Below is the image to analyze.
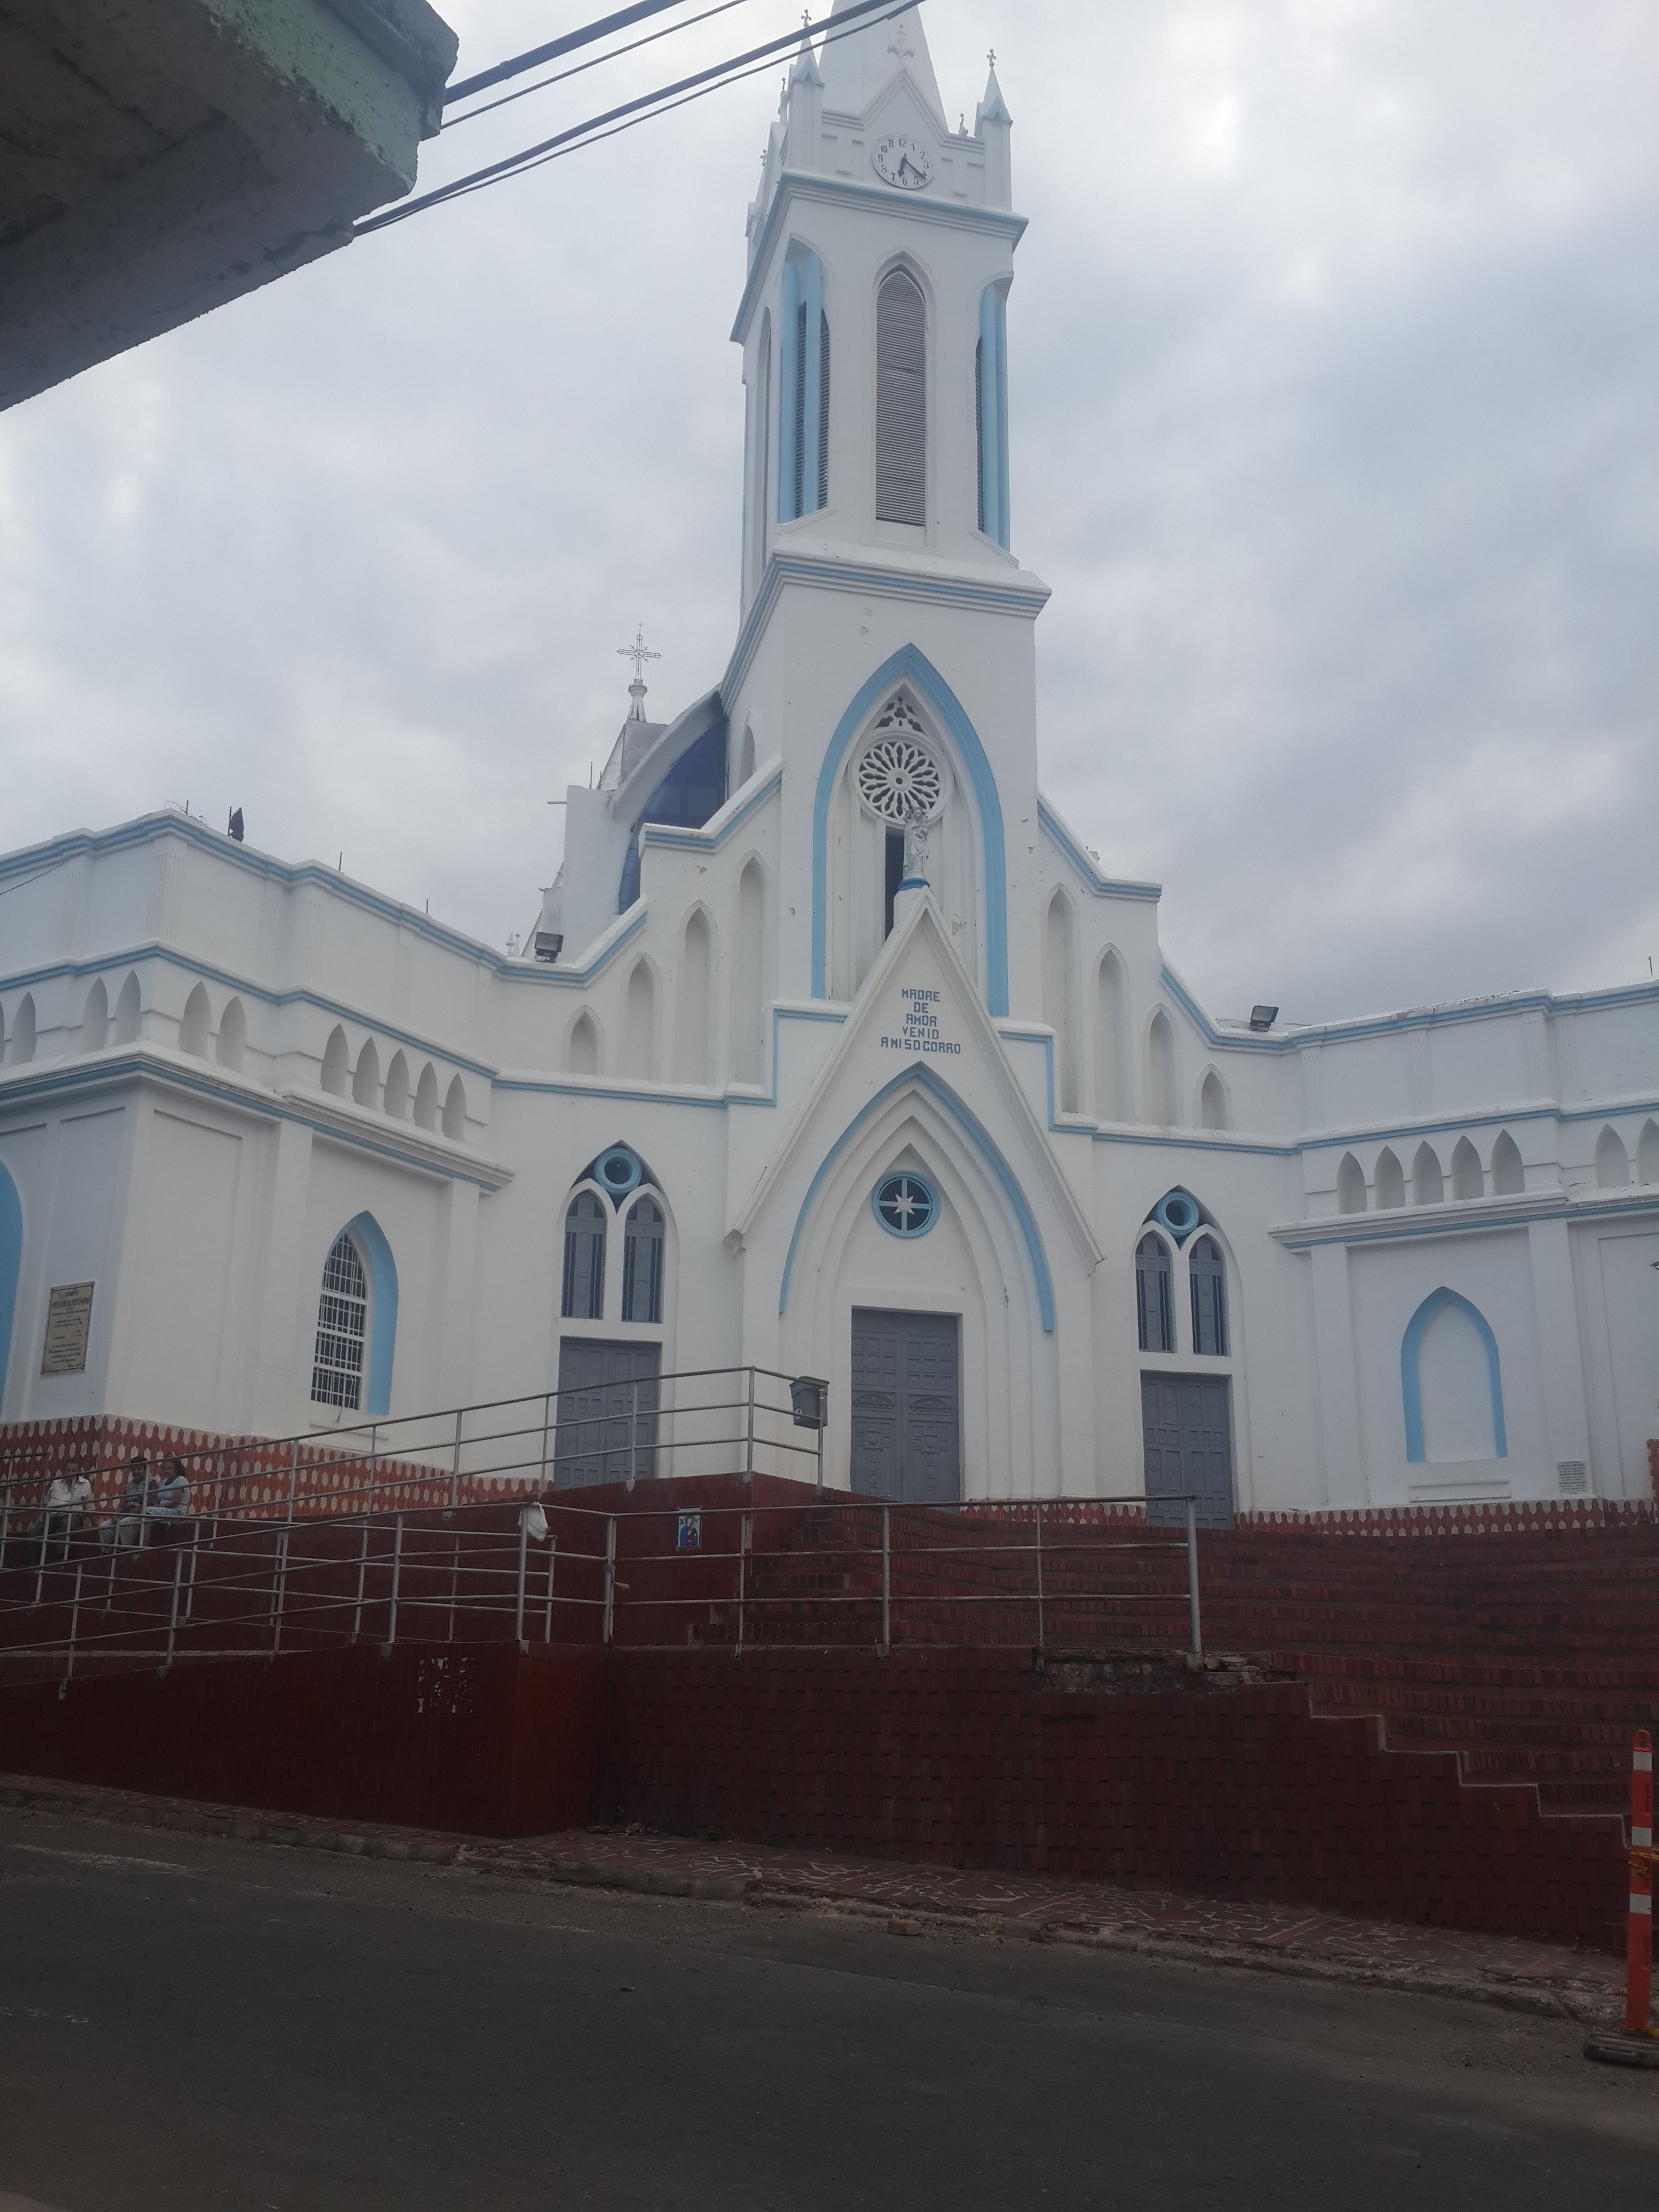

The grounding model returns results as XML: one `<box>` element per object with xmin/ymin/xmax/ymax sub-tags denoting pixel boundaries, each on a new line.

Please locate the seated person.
<box><xmin>40</xmin><ymin>1467</ymin><xmax>95</xmax><ymax>1564</ymax></box>
<box><xmin>145</xmin><ymin>1458</ymin><xmax>192</xmax><ymax>1545</ymax></box>
<box><xmin>114</xmin><ymin>1455</ymin><xmax>150</xmax><ymax>1550</ymax></box>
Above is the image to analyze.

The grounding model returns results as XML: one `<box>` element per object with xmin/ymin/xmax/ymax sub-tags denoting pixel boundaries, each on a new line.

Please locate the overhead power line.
<box><xmin>358</xmin><ymin>0</ymin><xmax>912</xmax><ymax>238</ymax></box>
<box><xmin>446</xmin><ymin>0</ymin><xmax>697</xmax><ymax>107</ymax></box>
<box><xmin>444</xmin><ymin>0</ymin><xmax>756</xmax><ymax>133</ymax></box>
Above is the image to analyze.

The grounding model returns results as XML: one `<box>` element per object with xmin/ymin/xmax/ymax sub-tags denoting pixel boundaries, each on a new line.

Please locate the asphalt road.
<box><xmin>1</xmin><ymin>1807</ymin><xmax>1655</xmax><ymax>2210</ymax></box>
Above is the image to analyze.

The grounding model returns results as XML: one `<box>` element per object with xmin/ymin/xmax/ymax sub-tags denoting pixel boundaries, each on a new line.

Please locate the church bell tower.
<box><xmin>724</xmin><ymin>3</ymin><xmax>1050</xmax><ymax>1024</ymax></box>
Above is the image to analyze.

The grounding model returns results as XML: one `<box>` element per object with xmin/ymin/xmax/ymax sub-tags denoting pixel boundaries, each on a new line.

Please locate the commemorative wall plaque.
<box><xmin>40</xmin><ymin>1282</ymin><xmax>95</xmax><ymax>1376</ymax></box>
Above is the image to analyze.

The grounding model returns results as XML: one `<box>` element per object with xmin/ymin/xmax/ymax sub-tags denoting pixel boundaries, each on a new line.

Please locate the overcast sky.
<box><xmin>3</xmin><ymin>0</ymin><xmax>1655</xmax><ymax>1024</ymax></box>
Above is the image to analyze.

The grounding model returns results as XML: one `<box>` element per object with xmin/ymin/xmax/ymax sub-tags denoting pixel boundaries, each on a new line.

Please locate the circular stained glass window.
<box><xmin>873</xmin><ymin>1171</ymin><xmax>938</xmax><ymax>1239</ymax></box>
<box><xmin>857</xmin><ymin>737</ymin><xmax>944</xmax><ymax>825</ymax></box>
<box><xmin>595</xmin><ymin>1146</ymin><xmax>644</xmax><ymax>1198</ymax></box>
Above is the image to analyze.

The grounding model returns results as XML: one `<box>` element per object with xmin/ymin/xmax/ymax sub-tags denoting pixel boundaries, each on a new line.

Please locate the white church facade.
<box><xmin>2</xmin><ymin>3</ymin><xmax>1656</xmax><ymax>1520</ymax></box>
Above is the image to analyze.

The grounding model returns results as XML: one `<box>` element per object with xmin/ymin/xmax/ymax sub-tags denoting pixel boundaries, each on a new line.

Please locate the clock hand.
<box><xmin>899</xmin><ymin>155</ymin><xmax>923</xmax><ymax>184</ymax></box>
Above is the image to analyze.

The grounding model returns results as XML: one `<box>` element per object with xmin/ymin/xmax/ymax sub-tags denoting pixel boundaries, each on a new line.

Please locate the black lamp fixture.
<box><xmin>789</xmin><ymin>1377</ymin><xmax>829</xmax><ymax>1431</ymax></box>
<box><xmin>227</xmin><ymin>808</ymin><xmax>244</xmax><ymax>843</ymax></box>
<box><xmin>1249</xmin><ymin>1004</ymin><xmax>1279</xmax><ymax>1032</ymax></box>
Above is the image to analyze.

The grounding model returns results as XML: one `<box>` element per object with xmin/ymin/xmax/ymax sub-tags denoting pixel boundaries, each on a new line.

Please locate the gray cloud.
<box><xmin>2</xmin><ymin>0</ymin><xmax>1655</xmax><ymax>1021</ymax></box>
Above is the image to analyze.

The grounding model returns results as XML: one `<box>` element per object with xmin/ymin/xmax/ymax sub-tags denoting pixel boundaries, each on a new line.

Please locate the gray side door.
<box><xmin>1142</xmin><ymin>1372</ymin><xmax>1235</xmax><ymax>1528</ymax></box>
<box><xmin>850</xmin><ymin>1309</ymin><xmax>961</xmax><ymax>1504</ymax></box>
<box><xmin>554</xmin><ymin>1338</ymin><xmax>662</xmax><ymax>1489</ymax></box>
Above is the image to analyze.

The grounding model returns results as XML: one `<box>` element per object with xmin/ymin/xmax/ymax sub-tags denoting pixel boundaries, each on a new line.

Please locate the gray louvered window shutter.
<box><xmin>975</xmin><ymin>337</ymin><xmax>985</xmax><ymax>534</ymax></box>
<box><xmin>876</xmin><ymin>271</ymin><xmax>926</xmax><ymax>525</ymax></box>
<box><xmin>818</xmin><ymin>310</ymin><xmax>832</xmax><ymax>511</ymax></box>
<box><xmin>791</xmin><ymin>300</ymin><xmax>809</xmax><ymax>520</ymax></box>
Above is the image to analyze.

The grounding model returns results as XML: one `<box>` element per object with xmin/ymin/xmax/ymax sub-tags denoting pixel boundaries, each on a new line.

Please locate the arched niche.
<box><xmin>731</xmin><ymin>860</ymin><xmax>767</xmax><ymax>1086</ymax></box>
<box><xmin>1491</xmin><ymin>1130</ymin><xmax>1525</xmax><ymax>1196</ymax></box>
<box><xmin>1640</xmin><ymin>1121</ymin><xmax>1659</xmax><ymax>1187</ymax></box>
<box><xmin>352</xmin><ymin>1038</ymin><xmax>380</xmax><ymax>1109</ymax></box>
<box><xmin>1199</xmin><ymin>1070</ymin><xmax>1228</xmax><ymax>1132</ymax></box>
<box><xmin>320</xmin><ymin>1026</ymin><xmax>349</xmax><ymax>1096</ymax></box>
<box><xmin>1375</xmin><ymin>1147</ymin><xmax>1406</xmax><ymax>1209</ymax></box>
<box><xmin>1042</xmin><ymin>890</ymin><xmax>1078</xmax><ymax>1114</ymax></box>
<box><xmin>1094</xmin><ymin>950</ymin><xmax>1129</xmax><ymax>1120</ymax></box>
<box><xmin>113</xmin><ymin>973</ymin><xmax>142</xmax><ymax>1047</ymax></box>
<box><xmin>1412</xmin><ymin>1143</ymin><xmax>1444</xmax><ymax>1206</ymax></box>
<box><xmin>180</xmin><ymin>983</ymin><xmax>211</xmax><ymax>1059</ymax></box>
<box><xmin>1147</xmin><ymin>1011</ymin><xmax>1177</xmax><ymax>1129</ymax></box>
<box><xmin>1336</xmin><ymin>1154</ymin><xmax>1367</xmax><ymax>1216</ymax></box>
<box><xmin>414</xmin><ymin>1063</ymin><xmax>441</xmax><ymax>1129</ymax></box>
<box><xmin>383</xmin><ymin>1050</ymin><xmax>410</xmax><ymax>1119</ymax></box>
<box><xmin>1451</xmin><ymin>1137</ymin><xmax>1483</xmax><ymax>1201</ymax></box>
<box><xmin>1401</xmin><ymin>1289</ymin><xmax>1507</xmax><ymax>1465</ymax></box>
<box><xmin>565</xmin><ymin>1011</ymin><xmax>601</xmax><ymax>1078</ymax></box>
<box><xmin>622</xmin><ymin>961</ymin><xmax>656</xmax><ymax>1081</ymax></box>
<box><xmin>80</xmin><ymin>978</ymin><xmax>109</xmax><ymax>1054</ymax></box>
<box><xmin>1595</xmin><ymin>1126</ymin><xmax>1630</xmax><ymax>1189</ymax></box>
<box><xmin>216</xmin><ymin>997</ymin><xmax>247</xmax><ymax>1072</ymax></box>
<box><xmin>675</xmin><ymin>910</ymin><xmax>714</xmax><ymax>1086</ymax></box>
<box><xmin>442</xmin><ymin>1075</ymin><xmax>467</xmax><ymax>1142</ymax></box>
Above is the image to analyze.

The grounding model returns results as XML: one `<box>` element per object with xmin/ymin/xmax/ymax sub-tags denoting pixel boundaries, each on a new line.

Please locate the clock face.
<box><xmin>872</xmin><ymin>133</ymin><xmax>933</xmax><ymax>191</ymax></box>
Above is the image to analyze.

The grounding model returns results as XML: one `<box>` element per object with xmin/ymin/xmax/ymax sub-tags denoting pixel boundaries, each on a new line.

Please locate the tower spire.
<box><xmin>818</xmin><ymin>0</ymin><xmax>946</xmax><ymax>129</ymax></box>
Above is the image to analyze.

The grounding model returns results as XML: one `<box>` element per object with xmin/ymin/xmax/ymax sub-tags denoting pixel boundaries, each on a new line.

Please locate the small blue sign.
<box><xmin>676</xmin><ymin>1512</ymin><xmax>702</xmax><ymax>1552</ymax></box>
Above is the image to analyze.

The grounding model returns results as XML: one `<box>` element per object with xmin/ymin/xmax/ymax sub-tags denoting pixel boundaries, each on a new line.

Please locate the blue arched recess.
<box><xmin>779</xmin><ymin>1065</ymin><xmax>1054</xmax><ymax>1331</ymax></box>
<box><xmin>1400</xmin><ymin>1287</ymin><xmax>1507</xmax><ymax>1464</ymax></box>
<box><xmin>346</xmin><ymin>1210</ymin><xmax>399</xmax><ymax>1419</ymax></box>
<box><xmin>0</xmin><ymin>1164</ymin><xmax>21</xmax><ymax>1418</ymax></box>
<box><xmin>812</xmin><ymin>646</ymin><xmax>1010</xmax><ymax>1016</ymax></box>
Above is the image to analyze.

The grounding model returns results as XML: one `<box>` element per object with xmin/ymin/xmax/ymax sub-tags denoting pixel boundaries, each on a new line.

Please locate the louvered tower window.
<box><xmin>876</xmin><ymin>270</ymin><xmax>926</xmax><ymax>525</ymax></box>
<box><xmin>818</xmin><ymin>310</ymin><xmax>831</xmax><ymax>510</ymax></box>
<box><xmin>791</xmin><ymin>299</ymin><xmax>809</xmax><ymax>519</ymax></box>
<box><xmin>312</xmin><ymin>1232</ymin><xmax>369</xmax><ymax>1410</ymax></box>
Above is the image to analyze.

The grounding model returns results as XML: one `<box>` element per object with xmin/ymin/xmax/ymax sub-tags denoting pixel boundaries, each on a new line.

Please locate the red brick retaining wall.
<box><xmin>601</xmin><ymin>1648</ymin><xmax>1626</xmax><ymax>1951</ymax></box>
<box><xmin>0</xmin><ymin>1643</ymin><xmax>604</xmax><ymax>1837</ymax></box>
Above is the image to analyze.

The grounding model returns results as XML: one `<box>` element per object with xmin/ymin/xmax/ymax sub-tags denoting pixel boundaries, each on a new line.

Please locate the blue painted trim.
<box><xmin>0</xmin><ymin>1161</ymin><xmax>21</xmax><ymax>1419</ymax></box>
<box><xmin>1037</xmin><ymin>801</ymin><xmax>1161</xmax><ymax>902</ymax></box>
<box><xmin>977</xmin><ymin>286</ymin><xmax>1011</xmax><ymax>550</ymax></box>
<box><xmin>0</xmin><ymin>1054</ymin><xmax>509</xmax><ymax>1191</ymax></box>
<box><xmin>778</xmin><ymin>1065</ymin><xmax>1056</xmax><ymax>1332</ymax></box>
<box><xmin>871</xmin><ymin>1169</ymin><xmax>939</xmax><ymax>1240</ymax></box>
<box><xmin>1400</xmin><ymin>1288</ymin><xmax>1507</xmax><ymax>1465</ymax></box>
<box><xmin>731</xmin><ymin>173</ymin><xmax>1026</xmax><ymax>345</ymax></box>
<box><xmin>811</xmin><ymin>646</ymin><xmax>1010</xmax><ymax>1017</ymax></box>
<box><xmin>345</xmin><ymin>1211</ymin><xmax>398</xmax><ymax>1421</ymax></box>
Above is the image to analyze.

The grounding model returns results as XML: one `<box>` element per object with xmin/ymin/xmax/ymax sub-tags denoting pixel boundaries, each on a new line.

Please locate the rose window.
<box><xmin>857</xmin><ymin>737</ymin><xmax>944</xmax><ymax>824</ymax></box>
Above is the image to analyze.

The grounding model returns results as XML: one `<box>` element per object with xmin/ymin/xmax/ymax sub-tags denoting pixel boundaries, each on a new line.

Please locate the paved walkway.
<box><xmin>0</xmin><ymin>1770</ymin><xmax>1624</xmax><ymax>2024</ymax></box>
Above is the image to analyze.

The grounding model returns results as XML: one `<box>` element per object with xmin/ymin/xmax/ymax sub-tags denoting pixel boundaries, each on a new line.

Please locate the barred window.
<box><xmin>1190</xmin><ymin>1235</ymin><xmax>1229</xmax><ymax>1357</ymax></box>
<box><xmin>1135</xmin><ymin>1232</ymin><xmax>1175</xmax><ymax>1356</ymax></box>
<box><xmin>562</xmin><ymin>1191</ymin><xmax>607</xmax><ymax>1320</ymax></box>
<box><xmin>312</xmin><ymin>1233</ymin><xmax>368</xmax><ymax>1410</ymax></box>
<box><xmin>622</xmin><ymin>1197</ymin><xmax>666</xmax><ymax>1325</ymax></box>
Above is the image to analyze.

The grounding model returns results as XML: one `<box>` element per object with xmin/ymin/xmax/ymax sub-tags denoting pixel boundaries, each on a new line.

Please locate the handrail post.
<box><xmin>627</xmin><ymin>1379</ymin><xmax>639</xmax><ymax>1494</ymax></box>
<box><xmin>451</xmin><ymin>1408</ymin><xmax>463</xmax><ymax>1509</ymax></box>
<box><xmin>880</xmin><ymin>1504</ymin><xmax>891</xmax><ymax>1654</ymax></box>
<box><xmin>385</xmin><ymin>1513</ymin><xmax>403</xmax><ymax>1651</ymax></box>
<box><xmin>814</xmin><ymin>1391</ymin><xmax>825</xmax><ymax>1503</ymax></box>
<box><xmin>352</xmin><ymin>1518</ymin><xmax>369</xmax><ymax>1642</ymax></box>
<box><xmin>515</xmin><ymin>1510</ymin><xmax>529</xmax><ymax>1653</ymax></box>
<box><xmin>286</xmin><ymin>1438</ymin><xmax>299</xmax><ymax>1523</ymax></box>
<box><xmin>744</xmin><ymin>1367</ymin><xmax>756</xmax><ymax>1486</ymax></box>
<box><xmin>272</xmin><ymin>1526</ymin><xmax>290</xmax><ymax>1655</ymax></box>
<box><xmin>1185</xmin><ymin>1500</ymin><xmax>1202</xmax><ymax>1663</ymax></box>
<box><xmin>65</xmin><ymin>1563</ymin><xmax>84</xmax><ymax>1688</ymax></box>
<box><xmin>540</xmin><ymin>1392</ymin><xmax>551</xmax><ymax>1490</ymax></box>
<box><xmin>602</xmin><ymin>1515</ymin><xmax>617</xmax><ymax>1646</ymax></box>
<box><xmin>367</xmin><ymin>1423</ymin><xmax>378</xmax><ymax>1516</ymax></box>
<box><xmin>164</xmin><ymin>1546</ymin><xmax>184</xmax><ymax>1673</ymax></box>
<box><xmin>737</xmin><ymin>1511</ymin><xmax>751</xmax><ymax>1653</ymax></box>
<box><xmin>544</xmin><ymin>1537</ymin><xmax>557</xmax><ymax>1642</ymax></box>
<box><xmin>1035</xmin><ymin>1501</ymin><xmax>1045</xmax><ymax>1657</ymax></box>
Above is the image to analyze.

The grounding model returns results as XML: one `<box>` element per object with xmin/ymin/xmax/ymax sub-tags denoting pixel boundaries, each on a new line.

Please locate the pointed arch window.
<box><xmin>876</xmin><ymin>268</ymin><xmax>926</xmax><ymax>525</ymax></box>
<box><xmin>1136</xmin><ymin>1232</ymin><xmax>1175</xmax><ymax>1355</ymax></box>
<box><xmin>562</xmin><ymin>1192</ymin><xmax>607</xmax><ymax>1321</ymax></box>
<box><xmin>780</xmin><ymin>248</ymin><xmax>829</xmax><ymax>522</ymax></box>
<box><xmin>622</xmin><ymin>1197</ymin><xmax>666</xmax><ymax>1325</ymax></box>
<box><xmin>312</xmin><ymin>1232</ymin><xmax>369</xmax><ymax>1411</ymax></box>
<box><xmin>1190</xmin><ymin>1236</ymin><xmax>1229</xmax><ymax>1357</ymax></box>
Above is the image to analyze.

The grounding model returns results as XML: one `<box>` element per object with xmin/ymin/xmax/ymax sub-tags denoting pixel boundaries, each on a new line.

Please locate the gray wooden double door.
<box><xmin>850</xmin><ymin>1308</ymin><xmax>961</xmax><ymax>1504</ymax></box>
<box><xmin>554</xmin><ymin>1338</ymin><xmax>661</xmax><ymax>1489</ymax></box>
<box><xmin>1141</xmin><ymin>1372</ymin><xmax>1236</xmax><ymax>1528</ymax></box>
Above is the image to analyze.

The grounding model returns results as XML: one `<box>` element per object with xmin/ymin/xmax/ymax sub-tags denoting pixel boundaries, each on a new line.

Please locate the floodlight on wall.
<box><xmin>227</xmin><ymin>808</ymin><xmax>244</xmax><ymax>843</ymax></box>
<box><xmin>534</xmin><ymin>932</ymin><xmax>564</xmax><ymax>964</ymax></box>
<box><xmin>1249</xmin><ymin>1005</ymin><xmax>1279</xmax><ymax>1032</ymax></box>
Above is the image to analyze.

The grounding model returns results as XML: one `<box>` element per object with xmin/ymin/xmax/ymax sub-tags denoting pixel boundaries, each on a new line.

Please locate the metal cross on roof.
<box><xmin>618</xmin><ymin>625</ymin><xmax>661</xmax><ymax>684</ymax></box>
<box><xmin>888</xmin><ymin>14</ymin><xmax>914</xmax><ymax>61</ymax></box>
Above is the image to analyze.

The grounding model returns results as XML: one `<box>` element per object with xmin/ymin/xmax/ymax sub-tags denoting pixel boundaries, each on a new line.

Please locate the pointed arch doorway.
<box><xmin>849</xmin><ymin>1307</ymin><xmax>961</xmax><ymax>1503</ymax></box>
